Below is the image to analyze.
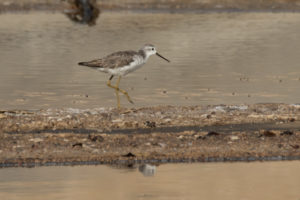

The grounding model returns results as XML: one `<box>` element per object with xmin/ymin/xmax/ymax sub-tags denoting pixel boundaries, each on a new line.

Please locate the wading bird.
<box><xmin>78</xmin><ymin>44</ymin><xmax>170</xmax><ymax>108</ymax></box>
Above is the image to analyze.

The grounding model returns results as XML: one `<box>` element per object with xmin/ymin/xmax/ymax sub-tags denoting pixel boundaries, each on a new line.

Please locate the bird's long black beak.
<box><xmin>156</xmin><ymin>53</ymin><xmax>170</xmax><ymax>62</ymax></box>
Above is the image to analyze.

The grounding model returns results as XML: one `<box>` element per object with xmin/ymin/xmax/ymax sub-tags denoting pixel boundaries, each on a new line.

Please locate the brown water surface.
<box><xmin>1</xmin><ymin>12</ymin><xmax>300</xmax><ymax>109</ymax></box>
<box><xmin>0</xmin><ymin>162</ymin><xmax>300</xmax><ymax>199</ymax></box>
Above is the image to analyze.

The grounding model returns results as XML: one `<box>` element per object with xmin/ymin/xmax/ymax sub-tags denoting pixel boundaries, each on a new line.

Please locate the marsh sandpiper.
<box><xmin>78</xmin><ymin>44</ymin><xmax>170</xmax><ymax>108</ymax></box>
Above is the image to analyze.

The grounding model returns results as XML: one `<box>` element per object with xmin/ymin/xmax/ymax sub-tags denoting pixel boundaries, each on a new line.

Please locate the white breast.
<box><xmin>109</xmin><ymin>55</ymin><xmax>145</xmax><ymax>76</ymax></box>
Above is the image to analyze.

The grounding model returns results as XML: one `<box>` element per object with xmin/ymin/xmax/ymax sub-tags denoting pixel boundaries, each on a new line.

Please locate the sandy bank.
<box><xmin>0</xmin><ymin>103</ymin><xmax>300</xmax><ymax>167</ymax></box>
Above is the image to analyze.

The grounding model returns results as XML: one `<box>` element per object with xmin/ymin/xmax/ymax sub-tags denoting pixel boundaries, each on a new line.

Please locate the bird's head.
<box><xmin>141</xmin><ymin>44</ymin><xmax>170</xmax><ymax>62</ymax></box>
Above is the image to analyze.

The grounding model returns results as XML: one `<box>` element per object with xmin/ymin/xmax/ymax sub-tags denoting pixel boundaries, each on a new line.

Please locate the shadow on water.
<box><xmin>8</xmin><ymin>121</ymin><xmax>300</xmax><ymax>135</ymax></box>
<box><xmin>62</xmin><ymin>0</ymin><xmax>100</xmax><ymax>26</ymax></box>
<box><xmin>107</xmin><ymin>121</ymin><xmax>300</xmax><ymax>134</ymax></box>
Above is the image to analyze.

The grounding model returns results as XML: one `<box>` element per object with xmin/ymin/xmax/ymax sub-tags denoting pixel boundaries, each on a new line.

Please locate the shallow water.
<box><xmin>1</xmin><ymin>12</ymin><xmax>300</xmax><ymax>109</ymax></box>
<box><xmin>0</xmin><ymin>162</ymin><xmax>300</xmax><ymax>200</ymax></box>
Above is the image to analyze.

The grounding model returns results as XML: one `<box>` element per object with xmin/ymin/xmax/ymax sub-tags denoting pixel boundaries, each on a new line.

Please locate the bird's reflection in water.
<box><xmin>62</xmin><ymin>0</ymin><xmax>100</xmax><ymax>26</ymax></box>
<box><xmin>108</xmin><ymin>163</ymin><xmax>157</xmax><ymax>177</ymax></box>
<box><xmin>138</xmin><ymin>164</ymin><xmax>156</xmax><ymax>177</ymax></box>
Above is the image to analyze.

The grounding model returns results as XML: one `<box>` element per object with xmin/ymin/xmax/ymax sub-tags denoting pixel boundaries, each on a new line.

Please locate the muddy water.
<box><xmin>1</xmin><ymin>12</ymin><xmax>300</xmax><ymax>109</ymax></box>
<box><xmin>0</xmin><ymin>162</ymin><xmax>299</xmax><ymax>200</ymax></box>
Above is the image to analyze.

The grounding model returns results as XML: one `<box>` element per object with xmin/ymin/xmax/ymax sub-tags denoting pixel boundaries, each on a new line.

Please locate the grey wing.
<box><xmin>101</xmin><ymin>51</ymin><xmax>137</xmax><ymax>69</ymax></box>
<box><xmin>78</xmin><ymin>50</ymin><xmax>137</xmax><ymax>69</ymax></box>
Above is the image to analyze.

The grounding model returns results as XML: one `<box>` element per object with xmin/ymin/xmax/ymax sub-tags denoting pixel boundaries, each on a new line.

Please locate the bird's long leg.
<box><xmin>115</xmin><ymin>87</ymin><xmax>121</xmax><ymax>109</ymax></box>
<box><xmin>115</xmin><ymin>76</ymin><xmax>134</xmax><ymax>105</ymax></box>
<box><xmin>106</xmin><ymin>75</ymin><xmax>121</xmax><ymax>108</ymax></box>
<box><xmin>106</xmin><ymin>75</ymin><xmax>134</xmax><ymax>107</ymax></box>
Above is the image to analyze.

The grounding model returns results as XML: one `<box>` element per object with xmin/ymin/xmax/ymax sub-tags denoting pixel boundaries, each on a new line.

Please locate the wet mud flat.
<box><xmin>0</xmin><ymin>103</ymin><xmax>300</xmax><ymax>167</ymax></box>
<box><xmin>1</xmin><ymin>0</ymin><xmax>300</xmax><ymax>12</ymax></box>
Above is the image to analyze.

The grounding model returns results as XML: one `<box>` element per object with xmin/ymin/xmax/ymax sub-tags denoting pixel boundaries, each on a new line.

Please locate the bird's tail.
<box><xmin>78</xmin><ymin>60</ymin><xmax>102</xmax><ymax>69</ymax></box>
<box><xmin>78</xmin><ymin>62</ymin><xmax>88</xmax><ymax>66</ymax></box>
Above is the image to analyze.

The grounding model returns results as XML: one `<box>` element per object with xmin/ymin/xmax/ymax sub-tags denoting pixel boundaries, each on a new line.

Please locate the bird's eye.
<box><xmin>152</xmin><ymin>48</ymin><xmax>154</xmax><ymax>51</ymax></box>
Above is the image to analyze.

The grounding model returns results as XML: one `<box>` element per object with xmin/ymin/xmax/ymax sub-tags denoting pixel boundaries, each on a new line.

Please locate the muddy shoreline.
<box><xmin>1</xmin><ymin>0</ymin><xmax>300</xmax><ymax>12</ymax></box>
<box><xmin>0</xmin><ymin>104</ymin><xmax>300</xmax><ymax>167</ymax></box>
